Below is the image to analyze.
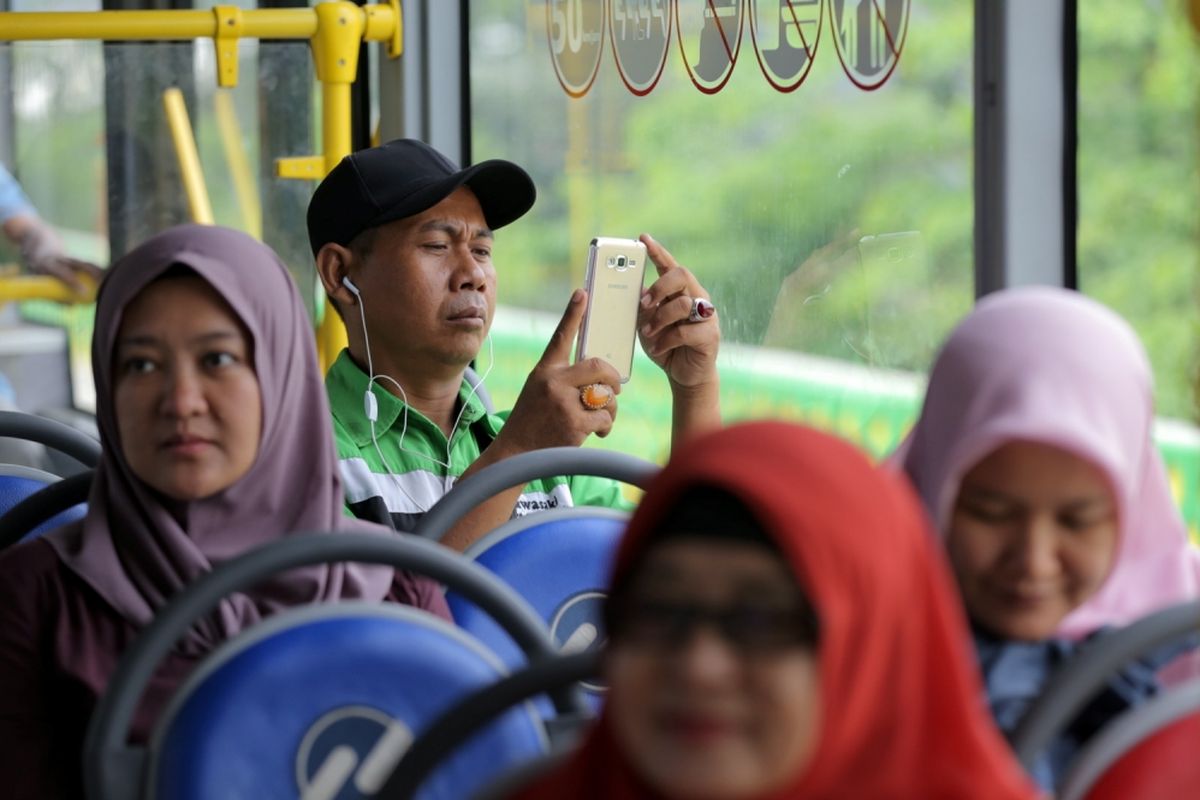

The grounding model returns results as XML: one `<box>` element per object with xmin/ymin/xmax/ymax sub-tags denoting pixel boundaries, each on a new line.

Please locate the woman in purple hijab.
<box><xmin>0</xmin><ymin>224</ymin><xmax>449</xmax><ymax>799</ymax></box>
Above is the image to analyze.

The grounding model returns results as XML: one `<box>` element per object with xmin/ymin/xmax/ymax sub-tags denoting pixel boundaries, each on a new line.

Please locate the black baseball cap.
<box><xmin>306</xmin><ymin>138</ymin><xmax>536</xmax><ymax>255</ymax></box>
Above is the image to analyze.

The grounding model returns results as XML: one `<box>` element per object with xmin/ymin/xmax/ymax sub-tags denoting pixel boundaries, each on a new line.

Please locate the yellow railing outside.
<box><xmin>163</xmin><ymin>87</ymin><xmax>216</xmax><ymax>226</ymax></box>
<box><xmin>0</xmin><ymin>1</ymin><xmax>403</xmax><ymax>367</ymax></box>
<box><xmin>214</xmin><ymin>91</ymin><xmax>262</xmax><ymax>239</ymax></box>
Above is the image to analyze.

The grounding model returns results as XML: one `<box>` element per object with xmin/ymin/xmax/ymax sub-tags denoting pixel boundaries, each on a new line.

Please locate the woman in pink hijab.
<box><xmin>0</xmin><ymin>225</ymin><xmax>449</xmax><ymax>799</ymax></box>
<box><xmin>896</xmin><ymin>285</ymin><xmax>1200</xmax><ymax>790</ymax></box>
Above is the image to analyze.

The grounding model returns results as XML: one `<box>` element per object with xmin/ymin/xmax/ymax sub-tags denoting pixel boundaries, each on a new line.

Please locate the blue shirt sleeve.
<box><xmin>0</xmin><ymin>164</ymin><xmax>37</xmax><ymax>224</ymax></box>
<box><xmin>974</xmin><ymin>627</ymin><xmax>1163</xmax><ymax>793</ymax></box>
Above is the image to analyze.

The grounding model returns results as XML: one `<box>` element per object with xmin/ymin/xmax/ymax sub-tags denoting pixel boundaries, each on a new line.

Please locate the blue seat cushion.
<box><xmin>150</xmin><ymin>603</ymin><xmax>546</xmax><ymax>800</ymax></box>
<box><xmin>446</xmin><ymin>509</ymin><xmax>625</xmax><ymax>707</ymax></box>
<box><xmin>0</xmin><ymin>470</ymin><xmax>86</xmax><ymax>543</ymax></box>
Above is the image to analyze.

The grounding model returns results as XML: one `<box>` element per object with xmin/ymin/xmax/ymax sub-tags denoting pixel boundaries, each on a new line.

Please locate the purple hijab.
<box><xmin>895</xmin><ymin>286</ymin><xmax>1200</xmax><ymax>638</ymax></box>
<box><xmin>45</xmin><ymin>224</ymin><xmax>394</xmax><ymax>652</ymax></box>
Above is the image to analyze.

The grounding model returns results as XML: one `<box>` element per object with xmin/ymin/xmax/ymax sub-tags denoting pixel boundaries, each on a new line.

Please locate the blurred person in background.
<box><xmin>896</xmin><ymin>286</ymin><xmax>1200</xmax><ymax>791</ymax></box>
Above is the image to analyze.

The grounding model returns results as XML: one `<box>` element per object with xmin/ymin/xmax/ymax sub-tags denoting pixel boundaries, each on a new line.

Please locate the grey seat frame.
<box><xmin>1057</xmin><ymin>677</ymin><xmax>1200</xmax><ymax>800</ymax></box>
<box><xmin>1011</xmin><ymin>599</ymin><xmax>1200</xmax><ymax>772</ymax></box>
<box><xmin>461</xmin><ymin>505</ymin><xmax>629</xmax><ymax>561</ymax></box>
<box><xmin>379</xmin><ymin>650</ymin><xmax>601</xmax><ymax>799</ymax></box>
<box><xmin>0</xmin><ymin>409</ymin><xmax>101</xmax><ymax>467</ymax></box>
<box><xmin>414</xmin><ymin>447</ymin><xmax>657</xmax><ymax>543</ymax></box>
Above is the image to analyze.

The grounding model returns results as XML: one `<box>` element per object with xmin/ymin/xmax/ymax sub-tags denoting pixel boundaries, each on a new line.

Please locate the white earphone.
<box><xmin>342</xmin><ymin>275</ymin><xmax>361</xmax><ymax>298</ymax></box>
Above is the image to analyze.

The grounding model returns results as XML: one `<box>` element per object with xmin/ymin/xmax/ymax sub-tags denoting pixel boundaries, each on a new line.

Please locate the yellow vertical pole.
<box><xmin>162</xmin><ymin>87</ymin><xmax>215</xmax><ymax>225</ymax></box>
<box><xmin>322</xmin><ymin>81</ymin><xmax>352</xmax><ymax>174</ymax></box>
<box><xmin>310</xmin><ymin>1</ymin><xmax>364</xmax><ymax>367</ymax></box>
<box><xmin>213</xmin><ymin>90</ymin><xmax>262</xmax><ymax>238</ymax></box>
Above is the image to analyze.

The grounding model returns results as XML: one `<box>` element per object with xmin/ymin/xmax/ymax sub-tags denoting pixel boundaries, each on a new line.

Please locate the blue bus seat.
<box><xmin>0</xmin><ymin>464</ymin><xmax>86</xmax><ymax>544</ymax></box>
<box><xmin>149</xmin><ymin>603</ymin><xmax>547</xmax><ymax>800</ymax></box>
<box><xmin>445</xmin><ymin>507</ymin><xmax>626</xmax><ymax>708</ymax></box>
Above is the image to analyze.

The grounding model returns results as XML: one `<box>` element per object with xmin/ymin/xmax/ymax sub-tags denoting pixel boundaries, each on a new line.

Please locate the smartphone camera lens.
<box><xmin>616</xmin><ymin>255</ymin><xmax>627</xmax><ymax>270</ymax></box>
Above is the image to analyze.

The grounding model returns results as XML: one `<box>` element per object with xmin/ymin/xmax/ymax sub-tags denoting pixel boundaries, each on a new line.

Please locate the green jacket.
<box><xmin>326</xmin><ymin>350</ymin><xmax>629</xmax><ymax>531</ymax></box>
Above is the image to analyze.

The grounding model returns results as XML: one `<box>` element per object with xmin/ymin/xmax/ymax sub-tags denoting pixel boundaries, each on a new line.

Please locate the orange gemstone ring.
<box><xmin>580</xmin><ymin>383</ymin><xmax>613</xmax><ymax>410</ymax></box>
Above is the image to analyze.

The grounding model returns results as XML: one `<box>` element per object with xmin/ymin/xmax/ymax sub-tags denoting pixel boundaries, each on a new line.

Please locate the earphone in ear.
<box><xmin>342</xmin><ymin>275</ymin><xmax>361</xmax><ymax>297</ymax></box>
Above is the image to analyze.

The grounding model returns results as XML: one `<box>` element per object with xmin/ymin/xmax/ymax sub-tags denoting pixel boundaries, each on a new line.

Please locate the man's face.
<box><xmin>353</xmin><ymin>186</ymin><xmax>496</xmax><ymax>373</ymax></box>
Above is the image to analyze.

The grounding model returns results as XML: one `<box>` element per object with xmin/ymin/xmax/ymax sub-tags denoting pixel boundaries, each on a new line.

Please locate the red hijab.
<box><xmin>516</xmin><ymin>422</ymin><xmax>1039</xmax><ymax>799</ymax></box>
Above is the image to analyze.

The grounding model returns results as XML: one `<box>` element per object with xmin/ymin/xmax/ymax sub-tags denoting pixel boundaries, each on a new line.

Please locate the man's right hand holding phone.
<box><xmin>488</xmin><ymin>288</ymin><xmax>624</xmax><ymax>460</ymax></box>
<box><xmin>442</xmin><ymin>289</ymin><xmax>622</xmax><ymax>552</ymax></box>
<box><xmin>500</xmin><ymin>233</ymin><xmax>722</xmax><ymax>455</ymax></box>
<box><xmin>479</xmin><ymin>233</ymin><xmax>722</xmax><ymax>471</ymax></box>
<box><xmin>444</xmin><ymin>247</ymin><xmax>719</xmax><ymax>550</ymax></box>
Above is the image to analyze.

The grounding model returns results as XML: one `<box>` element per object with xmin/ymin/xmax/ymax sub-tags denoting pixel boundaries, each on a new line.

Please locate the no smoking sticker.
<box><xmin>610</xmin><ymin>0</ymin><xmax>674</xmax><ymax>95</ymax></box>
<box><xmin>749</xmin><ymin>0</ymin><xmax>823</xmax><ymax>92</ymax></box>
<box><xmin>828</xmin><ymin>0</ymin><xmax>910</xmax><ymax>90</ymax></box>
<box><xmin>676</xmin><ymin>0</ymin><xmax>746</xmax><ymax>94</ymax></box>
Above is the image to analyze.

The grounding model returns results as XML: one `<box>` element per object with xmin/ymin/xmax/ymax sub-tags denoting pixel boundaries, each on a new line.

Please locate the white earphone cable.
<box><xmin>352</xmin><ymin>283</ymin><xmax>494</xmax><ymax>514</ymax></box>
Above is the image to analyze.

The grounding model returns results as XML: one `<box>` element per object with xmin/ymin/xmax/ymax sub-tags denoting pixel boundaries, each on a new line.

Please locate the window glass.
<box><xmin>4</xmin><ymin>33</ymin><xmax>316</xmax><ymax>412</ymax></box>
<box><xmin>1077</xmin><ymin>0</ymin><xmax>1200</xmax><ymax>540</ymax></box>
<box><xmin>469</xmin><ymin>0</ymin><xmax>974</xmax><ymax>462</ymax></box>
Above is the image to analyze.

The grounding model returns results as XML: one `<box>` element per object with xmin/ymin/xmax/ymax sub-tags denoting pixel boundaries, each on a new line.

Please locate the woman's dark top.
<box><xmin>974</xmin><ymin>626</ymin><xmax>1167</xmax><ymax>792</ymax></box>
<box><xmin>0</xmin><ymin>538</ymin><xmax>450</xmax><ymax>799</ymax></box>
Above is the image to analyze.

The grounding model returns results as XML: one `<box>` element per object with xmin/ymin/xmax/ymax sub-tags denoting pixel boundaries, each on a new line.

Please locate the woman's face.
<box><xmin>948</xmin><ymin>440</ymin><xmax>1119</xmax><ymax>641</ymax></box>
<box><xmin>606</xmin><ymin>538</ymin><xmax>820</xmax><ymax>800</ymax></box>
<box><xmin>114</xmin><ymin>276</ymin><xmax>263</xmax><ymax>501</ymax></box>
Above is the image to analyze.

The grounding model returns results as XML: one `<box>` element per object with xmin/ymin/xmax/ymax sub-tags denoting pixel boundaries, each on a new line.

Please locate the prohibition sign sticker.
<box><xmin>610</xmin><ymin>0</ymin><xmax>673</xmax><ymax>95</ymax></box>
<box><xmin>551</xmin><ymin>591</ymin><xmax>608</xmax><ymax>693</ymax></box>
<box><xmin>676</xmin><ymin>0</ymin><xmax>746</xmax><ymax>94</ymax></box>
<box><xmin>548</xmin><ymin>0</ymin><xmax>607</xmax><ymax>98</ymax></box>
<box><xmin>296</xmin><ymin>706</ymin><xmax>412</xmax><ymax>798</ymax></box>
<box><xmin>828</xmin><ymin>0</ymin><xmax>910</xmax><ymax>90</ymax></box>
<box><xmin>749</xmin><ymin>0</ymin><xmax>824</xmax><ymax>92</ymax></box>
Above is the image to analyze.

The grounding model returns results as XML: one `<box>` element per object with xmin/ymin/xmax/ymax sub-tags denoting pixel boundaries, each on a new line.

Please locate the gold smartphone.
<box><xmin>576</xmin><ymin>237</ymin><xmax>649</xmax><ymax>383</ymax></box>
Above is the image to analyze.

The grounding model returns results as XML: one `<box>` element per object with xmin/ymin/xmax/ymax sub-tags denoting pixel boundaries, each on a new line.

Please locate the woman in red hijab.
<box><xmin>513</xmin><ymin>421</ymin><xmax>1040</xmax><ymax>799</ymax></box>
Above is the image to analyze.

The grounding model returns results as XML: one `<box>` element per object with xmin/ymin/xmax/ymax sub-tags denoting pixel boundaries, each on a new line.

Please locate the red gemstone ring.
<box><xmin>688</xmin><ymin>297</ymin><xmax>716</xmax><ymax>323</ymax></box>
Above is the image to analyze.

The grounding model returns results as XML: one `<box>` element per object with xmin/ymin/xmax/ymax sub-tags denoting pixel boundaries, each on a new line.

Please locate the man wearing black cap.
<box><xmin>309</xmin><ymin>138</ymin><xmax>720</xmax><ymax>551</ymax></box>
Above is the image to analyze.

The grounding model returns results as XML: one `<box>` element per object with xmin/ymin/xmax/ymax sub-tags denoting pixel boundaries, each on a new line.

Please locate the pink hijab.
<box><xmin>896</xmin><ymin>286</ymin><xmax>1200</xmax><ymax>638</ymax></box>
<box><xmin>46</xmin><ymin>224</ymin><xmax>394</xmax><ymax>653</ymax></box>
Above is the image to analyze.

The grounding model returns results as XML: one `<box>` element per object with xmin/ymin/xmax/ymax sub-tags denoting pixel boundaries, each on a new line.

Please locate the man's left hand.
<box><xmin>637</xmin><ymin>233</ymin><xmax>719</xmax><ymax>389</ymax></box>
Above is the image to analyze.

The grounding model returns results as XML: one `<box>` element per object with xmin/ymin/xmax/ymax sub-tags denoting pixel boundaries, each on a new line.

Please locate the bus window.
<box><xmin>1076</xmin><ymin>0</ymin><xmax>1200</xmax><ymax>542</ymax></box>
<box><xmin>468</xmin><ymin>0</ymin><xmax>974</xmax><ymax>462</ymax></box>
<box><xmin>6</xmin><ymin>30</ymin><xmax>316</xmax><ymax>412</ymax></box>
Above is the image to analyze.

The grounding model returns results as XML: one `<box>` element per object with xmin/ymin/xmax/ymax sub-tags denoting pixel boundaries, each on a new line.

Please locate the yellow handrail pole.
<box><xmin>213</xmin><ymin>91</ymin><xmax>262</xmax><ymax>238</ymax></box>
<box><xmin>0</xmin><ymin>9</ymin><xmax>316</xmax><ymax>41</ymax></box>
<box><xmin>0</xmin><ymin>5</ymin><xmax>398</xmax><ymax>49</ymax></box>
<box><xmin>322</xmin><ymin>80</ymin><xmax>353</xmax><ymax>176</ymax></box>
<box><xmin>0</xmin><ymin>274</ymin><xmax>97</xmax><ymax>305</ymax></box>
<box><xmin>310</xmin><ymin>1</ymin><xmax>365</xmax><ymax>367</ymax></box>
<box><xmin>162</xmin><ymin>87</ymin><xmax>215</xmax><ymax>225</ymax></box>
